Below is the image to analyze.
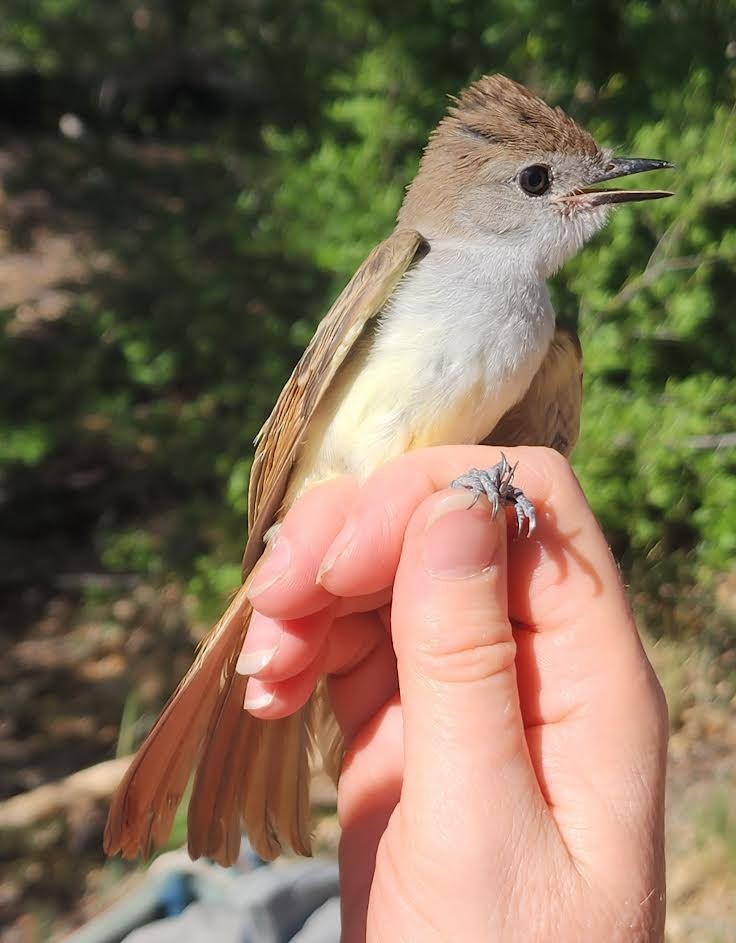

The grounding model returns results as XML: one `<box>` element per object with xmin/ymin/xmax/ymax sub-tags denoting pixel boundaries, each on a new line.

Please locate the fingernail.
<box><xmin>236</xmin><ymin>645</ymin><xmax>278</xmax><ymax>676</ymax></box>
<box><xmin>422</xmin><ymin>491</ymin><xmax>501</xmax><ymax>580</ymax></box>
<box><xmin>317</xmin><ymin>520</ymin><xmax>357</xmax><ymax>584</ymax></box>
<box><xmin>247</xmin><ymin>537</ymin><xmax>291</xmax><ymax>597</ymax></box>
<box><xmin>425</xmin><ymin>490</ymin><xmax>475</xmax><ymax>528</ymax></box>
<box><xmin>243</xmin><ymin>682</ymin><xmax>274</xmax><ymax>712</ymax></box>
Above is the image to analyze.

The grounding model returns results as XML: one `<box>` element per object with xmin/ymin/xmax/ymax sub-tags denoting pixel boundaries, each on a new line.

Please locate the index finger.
<box><xmin>316</xmin><ymin>445</ymin><xmax>651</xmax><ymax>683</ymax></box>
<box><xmin>316</xmin><ymin>446</ymin><xmax>612</xmax><ymax>617</ymax></box>
<box><xmin>245</xmin><ymin>475</ymin><xmax>356</xmax><ymax>619</ymax></box>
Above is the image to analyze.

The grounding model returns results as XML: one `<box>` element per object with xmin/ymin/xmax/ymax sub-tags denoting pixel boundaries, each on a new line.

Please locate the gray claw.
<box><xmin>509</xmin><ymin>487</ymin><xmax>536</xmax><ymax>537</ymax></box>
<box><xmin>450</xmin><ymin>454</ymin><xmax>536</xmax><ymax>537</ymax></box>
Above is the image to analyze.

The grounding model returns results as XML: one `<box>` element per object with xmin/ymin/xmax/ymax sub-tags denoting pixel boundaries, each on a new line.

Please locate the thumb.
<box><xmin>391</xmin><ymin>489</ymin><xmax>541</xmax><ymax>842</ymax></box>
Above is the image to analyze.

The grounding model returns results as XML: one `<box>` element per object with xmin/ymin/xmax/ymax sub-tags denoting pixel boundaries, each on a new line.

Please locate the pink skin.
<box><xmin>239</xmin><ymin>446</ymin><xmax>668</xmax><ymax>942</ymax></box>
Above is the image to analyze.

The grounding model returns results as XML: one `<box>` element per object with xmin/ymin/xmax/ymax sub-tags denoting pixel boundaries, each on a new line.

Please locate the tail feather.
<box><xmin>237</xmin><ymin>708</ymin><xmax>313</xmax><ymax>860</ymax></box>
<box><xmin>268</xmin><ymin>703</ymin><xmax>313</xmax><ymax>854</ymax></box>
<box><xmin>239</xmin><ymin>713</ymin><xmax>281</xmax><ymax>859</ymax></box>
<box><xmin>105</xmin><ymin>585</ymin><xmax>252</xmax><ymax>860</ymax></box>
<box><xmin>105</xmin><ymin>580</ymin><xmax>320</xmax><ymax>866</ymax></box>
<box><xmin>314</xmin><ymin>678</ymin><xmax>345</xmax><ymax>783</ymax></box>
<box><xmin>187</xmin><ymin>651</ymin><xmax>254</xmax><ymax>864</ymax></box>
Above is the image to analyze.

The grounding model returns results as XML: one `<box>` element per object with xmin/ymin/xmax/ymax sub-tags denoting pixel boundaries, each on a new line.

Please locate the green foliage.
<box><xmin>0</xmin><ymin>0</ymin><xmax>734</xmax><ymax>613</ymax></box>
<box><xmin>570</xmin><ymin>84</ymin><xmax>736</xmax><ymax>570</ymax></box>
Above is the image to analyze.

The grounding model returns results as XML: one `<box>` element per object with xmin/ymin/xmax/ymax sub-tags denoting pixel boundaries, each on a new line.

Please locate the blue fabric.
<box><xmin>67</xmin><ymin>852</ymin><xmax>340</xmax><ymax>943</ymax></box>
<box><xmin>124</xmin><ymin>859</ymin><xmax>340</xmax><ymax>943</ymax></box>
<box><xmin>159</xmin><ymin>874</ymin><xmax>192</xmax><ymax>917</ymax></box>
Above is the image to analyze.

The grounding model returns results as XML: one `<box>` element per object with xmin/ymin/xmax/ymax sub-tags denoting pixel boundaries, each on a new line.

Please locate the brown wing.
<box><xmin>243</xmin><ymin>228</ymin><xmax>427</xmax><ymax>574</ymax></box>
<box><xmin>484</xmin><ymin>325</ymin><xmax>583</xmax><ymax>457</ymax></box>
<box><xmin>105</xmin><ymin>228</ymin><xmax>427</xmax><ymax>866</ymax></box>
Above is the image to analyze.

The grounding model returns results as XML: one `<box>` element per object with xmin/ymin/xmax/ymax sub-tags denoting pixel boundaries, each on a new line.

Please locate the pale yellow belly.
<box><xmin>282</xmin><ymin>337</ymin><xmax>511</xmax><ymax>509</ymax></box>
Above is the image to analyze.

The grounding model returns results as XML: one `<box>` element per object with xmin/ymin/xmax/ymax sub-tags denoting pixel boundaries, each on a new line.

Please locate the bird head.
<box><xmin>399</xmin><ymin>74</ymin><xmax>672</xmax><ymax>278</ymax></box>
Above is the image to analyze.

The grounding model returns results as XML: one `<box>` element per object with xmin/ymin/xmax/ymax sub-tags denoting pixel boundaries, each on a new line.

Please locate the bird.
<box><xmin>104</xmin><ymin>73</ymin><xmax>672</xmax><ymax>866</ymax></box>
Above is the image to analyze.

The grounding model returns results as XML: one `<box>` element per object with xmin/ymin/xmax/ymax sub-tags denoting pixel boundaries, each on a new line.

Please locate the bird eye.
<box><xmin>518</xmin><ymin>164</ymin><xmax>552</xmax><ymax>196</ymax></box>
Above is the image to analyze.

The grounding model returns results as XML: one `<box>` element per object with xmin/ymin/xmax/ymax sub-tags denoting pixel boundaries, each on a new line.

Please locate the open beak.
<box><xmin>566</xmin><ymin>157</ymin><xmax>674</xmax><ymax>206</ymax></box>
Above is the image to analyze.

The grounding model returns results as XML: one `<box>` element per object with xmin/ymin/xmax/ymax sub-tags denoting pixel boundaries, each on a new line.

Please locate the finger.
<box><xmin>506</xmin><ymin>463</ymin><xmax>653</xmax><ymax>731</ymax></box>
<box><xmin>246</xmin><ymin>476</ymin><xmax>356</xmax><ymax>618</ymax></box>
<box><xmin>337</xmin><ymin>696</ymin><xmax>404</xmax><ymax>939</ymax></box>
<box><xmin>243</xmin><ymin>643</ymin><xmax>325</xmax><ymax>717</ymax></box>
<box><xmin>235</xmin><ymin>608</ymin><xmax>334</xmax><ymax>683</ymax></box>
<box><xmin>334</xmin><ymin>613</ymin><xmax>404</xmax><ymax>932</ymax></box>
<box><xmin>327</xmin><ymin>610</ymin><xmax>397</xmax><ymax>743</ymax></box>
<box><xmin>494</xmin><ymin>459</ymin><xmax>668</xmax><ymax>876</ymax></box>
<box><xmin>504</xmin><ymin>449</ymin><xmax>636</xmax><ymax>641</ymax></box>
<box><xmin>494</xmin><ymin>455</ymin><xmax>667</xmax><ymax>812</ymax></box>
<box><xmin>334</xmin><ymin>588</ymin><xmax>392</xmax><ymax>617</ymax></box>
<box><xmin>391</xmin><ymin>488</ymin><xmax>549</xmax><ymax>854</ymax></box>
<box><xmin>317</xmin><ymin>445</ymin><xmax>561</xmax><ymax>598</ymax></box>
<box><xmin>241</xmin><ymin>610</ymin><xmax>392</xmax><ymax>723</ymax></box>
<box><xmin>514</xmin><ymin>619</ymin><xmax>667</xmax><ymax>872</ymax></box>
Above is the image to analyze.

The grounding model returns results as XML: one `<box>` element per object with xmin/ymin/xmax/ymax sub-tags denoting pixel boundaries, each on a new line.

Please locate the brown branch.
<box><xmin>0</xmin><ymin>756</ymin><xmax>130</xmax><ymax>831</ymax></box>
<box><xmin>687</xmin><ymin>432</ymin><xmax>736</xmax><ymax>450</ymax></box>
<box><xmin>0</xmin><ymin>756</ymin><xmax>337</xmax><ymax>832</ymax></box>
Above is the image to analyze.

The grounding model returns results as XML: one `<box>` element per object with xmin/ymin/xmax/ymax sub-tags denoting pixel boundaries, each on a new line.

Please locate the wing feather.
<box><xmin>484</xmin><ymin>325</ymin><xmax>583</xmax><ymax>456</ymax></box>
<box><xmin>244</xmin><ymin>229</ymin><xmax>427</xmax><ymax>573</ymax></box>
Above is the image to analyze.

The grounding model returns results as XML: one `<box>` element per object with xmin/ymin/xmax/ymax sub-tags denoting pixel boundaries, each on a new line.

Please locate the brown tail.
<box><xmin>104</xmin><ymin>583</ymin><xmax>313</xmax><ymax>865</ymax></box>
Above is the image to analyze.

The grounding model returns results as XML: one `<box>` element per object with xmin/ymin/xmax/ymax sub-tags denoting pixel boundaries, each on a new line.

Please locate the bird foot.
<box><xmin>450</xmin><ymin>453</ymin><xmax>536</xmax><ymax>537</ymax></box>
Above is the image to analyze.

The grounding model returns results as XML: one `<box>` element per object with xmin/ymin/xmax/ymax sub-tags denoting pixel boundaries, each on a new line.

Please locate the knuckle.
<box><xmin>415</xmin><ymin>618</ymin><xmax>517</xmax><ymax>684</ymax></box>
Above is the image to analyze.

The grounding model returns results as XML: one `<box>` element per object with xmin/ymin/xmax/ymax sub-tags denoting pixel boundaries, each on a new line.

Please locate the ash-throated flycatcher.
<box><xmin>105</xmin><ymin>74</ymin><xmax>672</xmax><ymax>865</ymax></box>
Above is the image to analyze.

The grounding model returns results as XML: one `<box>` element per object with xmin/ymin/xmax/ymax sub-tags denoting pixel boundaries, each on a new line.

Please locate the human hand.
<box><xmin>239</xmin><ymin>446</ymin><xmax>668</xmax><ymax>942</ymax></box>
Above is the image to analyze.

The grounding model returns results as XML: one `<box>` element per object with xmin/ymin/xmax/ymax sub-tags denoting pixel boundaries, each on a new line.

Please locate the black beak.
<box><xmin>591</xmin><ymin>157</ymin><xmax>673</xmax><ymax>183</ymax></box>
<box><xmin>579</xmin><ymin>156</ymin><xmax>674</xmax><ymax>206</ymax></box>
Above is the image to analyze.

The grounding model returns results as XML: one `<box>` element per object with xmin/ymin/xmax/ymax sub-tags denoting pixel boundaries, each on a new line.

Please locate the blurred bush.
<box><xmin>0</xmin><ymin>0</ymin><xmax>734</xmax><ymax>612</ymax></box>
